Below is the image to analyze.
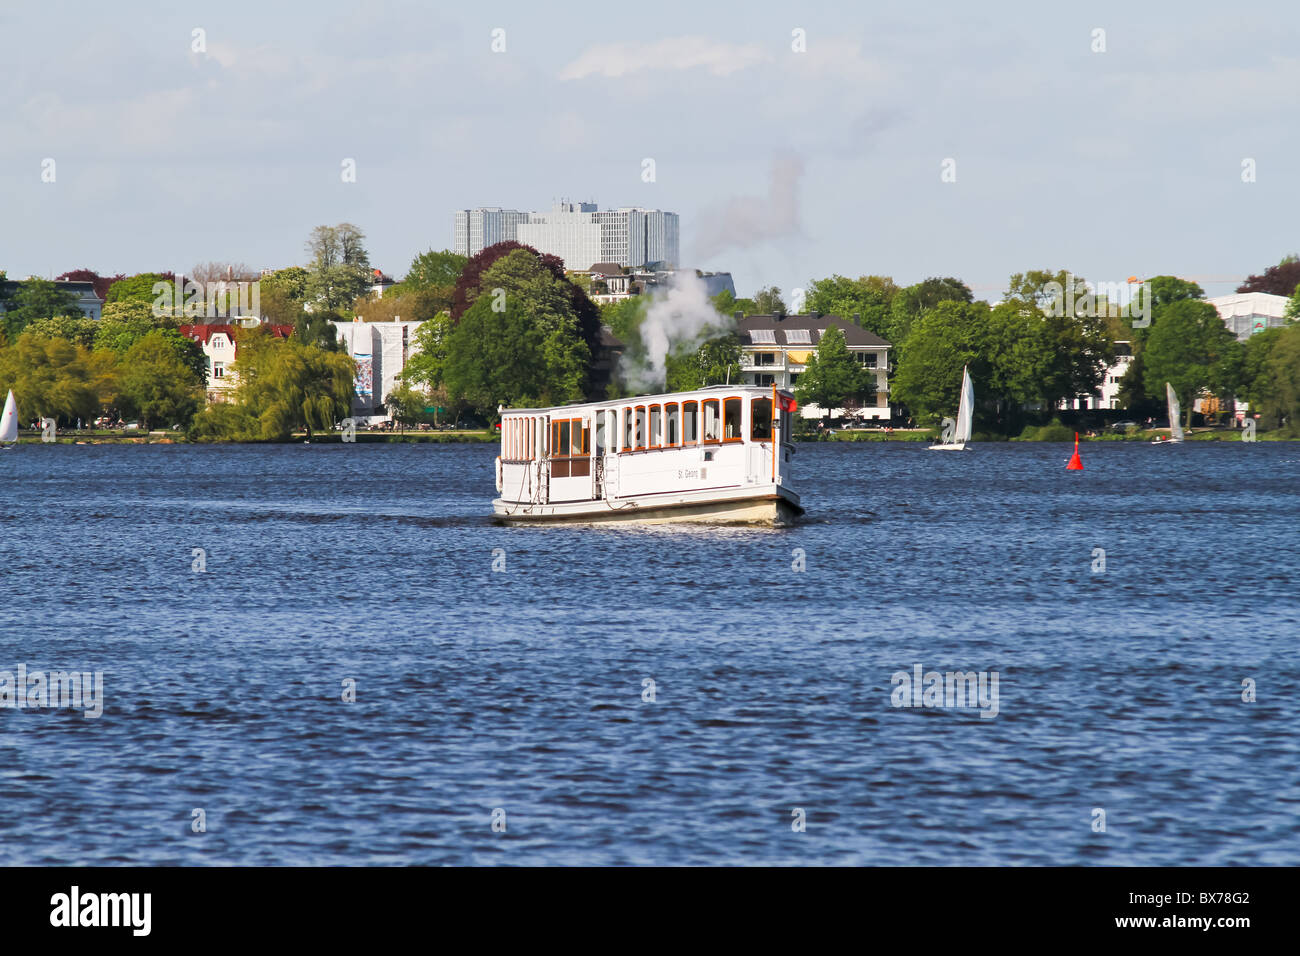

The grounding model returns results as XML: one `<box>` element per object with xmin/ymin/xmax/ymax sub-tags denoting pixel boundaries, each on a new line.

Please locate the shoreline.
<box><xmin>5</xmin><ymin>430</ymin><xmax>498</xmax><ymax>445</ymax></box>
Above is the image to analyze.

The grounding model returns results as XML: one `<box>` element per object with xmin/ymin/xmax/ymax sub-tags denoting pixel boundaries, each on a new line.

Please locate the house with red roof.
<box><xmin>179</xmin><ymin>322</ymin><xmax>294</xmax><ymax>402</ymax></box>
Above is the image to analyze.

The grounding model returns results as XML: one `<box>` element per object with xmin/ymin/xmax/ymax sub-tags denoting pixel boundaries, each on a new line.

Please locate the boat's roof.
<box><xmin>501</xmin><ymin>383</ymin><xmax>791</xmax><ymax>417</ymax></box>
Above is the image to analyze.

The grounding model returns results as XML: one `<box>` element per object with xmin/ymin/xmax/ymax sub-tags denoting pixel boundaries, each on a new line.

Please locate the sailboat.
<box><xmin>0</xmin><ymin>390</ymin><xmax>17</xmax><ymax>449</ymax></box>
<box><xmin>929</xmin><ymin>365</ymin><xmax>974</xmax><ymax>450</ymax></box>
<box><xmin>1151</xmin><ymin>382</ymin><xmax>1184</xmax><ymax>445</ymax></box>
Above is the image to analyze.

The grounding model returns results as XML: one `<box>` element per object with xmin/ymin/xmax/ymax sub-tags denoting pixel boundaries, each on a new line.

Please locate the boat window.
<box><xmin>702</xmin><ymin>400</ymin><xmax>720</xmax><ymax>443</ymax></box>
<box><xmin>723</xmin><ymin>398</ymin><xmax>742</xmax><ymax>441</ymax></box>
<box><xmin>557</xmin><ymin>420</ymin><xmax>570</xmax><ymax>458</ymax></box>
<box><xmin>635</xmin><ymin>406</ymin><xmax>646</xmax><ymax>450</ymax></box>
<box><xmin>623</xmin><ymin>407</ymin><xmax>633</xmax><ymax>450</ymax></box>
<box><xmin>649</xmin><ymin>405</ymin><xmax>661</xmax><ymax>448</ymax></box>
<box><xmin>682</xmin><ymin>401</ymin><xmax>698</xmax><ymax>445</ymax></box>
<box><xmin>595</xmin><ymin>416</ymin><xmax>605</xmax><ymax>454</ymax></box>
<box><xmin>751</xmin><ymin>398</ymin><xmax>773</xmax><ymax>440</ymax></box>
<box><xmin>665</xmin><ymin>403</ymin><xmax>679</xmax><ymax>446</ymax></box>
<box><xmin>572</xmin><ymin>420</ymin><xmax>586</xmax><ymax>456</ymax></box>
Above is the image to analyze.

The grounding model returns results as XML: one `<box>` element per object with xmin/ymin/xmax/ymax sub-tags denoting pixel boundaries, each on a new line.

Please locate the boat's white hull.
<box><xmin>1150</xmin><ymin>439</ymin><xmax>1183</xmax><ymax>445</ymax></box>
<box><xmin>927</xmin><ymin>442</ymin><xmax>968</xmax><ymax>451</ymax></box>
<box><xmin>494</xmin><ymin>484</ymin><xmax>803</xmax><ymax>527</ymax></box>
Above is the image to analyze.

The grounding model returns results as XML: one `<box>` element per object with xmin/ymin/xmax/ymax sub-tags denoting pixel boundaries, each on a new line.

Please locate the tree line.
<box><xmin>3</xmin><ymin>246</ymin><xmax>1298</xmax><ymax>439</ymax></box>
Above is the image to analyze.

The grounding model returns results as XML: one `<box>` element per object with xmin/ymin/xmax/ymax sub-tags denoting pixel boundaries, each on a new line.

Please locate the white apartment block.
<box><xmin>332</xmin><ymin>318</ymin><xmax>424</xmax><ymax>419</ymax></box>
<box><xmin>1059</xmin><ymin>341</ymin><xmax>1134</xmax><ymax>411</ymax></box>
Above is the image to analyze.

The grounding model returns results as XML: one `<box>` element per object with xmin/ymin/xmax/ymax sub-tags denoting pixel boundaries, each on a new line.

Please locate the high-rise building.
<box><xmin>452</xmin><ymin>202</ymin><xmax>679</xmax><ymax>270</ymax></box>
<box><xmin>516</xmin><ymin>202</ymin><xmax>602</xmax><ymax>271</ymax></box>
<box><xmin>452</xmin><ymin>207</ymin><xmax>531</xmax><ymax>257</ymax></box>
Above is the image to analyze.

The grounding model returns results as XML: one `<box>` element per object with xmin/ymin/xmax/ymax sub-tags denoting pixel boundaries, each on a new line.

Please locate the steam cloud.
<box><xmin>692</xmin><ymin>153</ymin><xmax>804</xmax><ymax>261</ymax></box>
<box><xmin>621</xmin><ymin>271</ymin><xmax>735</xmax><ymax>392</ymax></box>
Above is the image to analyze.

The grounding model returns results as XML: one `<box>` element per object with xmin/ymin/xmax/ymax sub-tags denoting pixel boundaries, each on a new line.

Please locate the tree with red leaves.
<box><xmin>56</xmin><ymin>269</ymin><xmax>126</xmax><ymax>302</ymax></box>
<box><xmin>449</xmin><ymin>241</ymin><xmax>605</xmax><ymax>397</ymax></box>
<box><xmin>1236</xmin><ymin>256</ymin><xmax>1300</xmax><ymax>297</ymax></box>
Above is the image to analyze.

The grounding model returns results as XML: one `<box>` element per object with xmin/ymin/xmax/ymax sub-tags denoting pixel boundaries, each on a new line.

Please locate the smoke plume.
<box><xmin>621</xmin><ymin>271</ymin><xmax>734</xmax><ymax>392</ymax></box>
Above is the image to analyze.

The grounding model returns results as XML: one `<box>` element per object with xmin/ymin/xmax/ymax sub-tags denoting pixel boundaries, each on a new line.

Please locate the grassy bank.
<box><xmin>9</xmin><ymin>429</ymin><xmax>498</xmax><ymax>445</ymax></box>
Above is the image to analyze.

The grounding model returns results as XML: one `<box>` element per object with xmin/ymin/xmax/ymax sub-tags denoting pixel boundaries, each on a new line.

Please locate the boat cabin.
<box><xmin>494</xmin><ymin>385</ymin><xmax>800</xmax><ymax>524</ymax></box>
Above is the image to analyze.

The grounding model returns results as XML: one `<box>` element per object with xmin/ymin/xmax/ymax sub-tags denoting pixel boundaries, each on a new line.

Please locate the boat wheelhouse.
<box><xmin>493</xmin><ymin>385</ymin><xmax>802</xmax><ymax>525</ymax></box>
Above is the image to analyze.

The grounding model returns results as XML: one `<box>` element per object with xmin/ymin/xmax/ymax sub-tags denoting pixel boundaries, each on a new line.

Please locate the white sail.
<box><xmin>954</xmin><ymin>366</ymin><xmax>975</xmax><ymax>443</ymax></box>
<box><xmin>1166</xmin><ymin>382</ymin><xmax>1184</xmax><ymax>441</ymax></box>
<box><xmin>0</xmin><ymin>390</ymin><xmax>17</xmax><ymax>444</ymax></box>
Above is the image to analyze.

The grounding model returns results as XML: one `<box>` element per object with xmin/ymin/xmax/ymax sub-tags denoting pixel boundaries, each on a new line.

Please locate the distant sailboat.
<box><xmin>1152</xmin><ymin>382</ymin><xmax>1184</xmax><ymax>444</ymax></box>
<box><xmin>929</xmin><ymin>365</ymin><xmax>974</xmax><ymax>451</ymax></box>
<box><xmin>0</xmin><ymin>390</ymin><xmax>17</xmax><ymax>448</ymax></box>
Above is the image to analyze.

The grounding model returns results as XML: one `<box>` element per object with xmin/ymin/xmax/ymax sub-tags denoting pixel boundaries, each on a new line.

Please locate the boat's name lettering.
<box><xmin>677</xmin><ymin>469</ymin><xmax>699</xmax><ymax>479</ymax></box>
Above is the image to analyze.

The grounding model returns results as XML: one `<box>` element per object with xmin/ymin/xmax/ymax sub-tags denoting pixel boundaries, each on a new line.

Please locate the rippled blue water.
<box><xmin>0</xmin><ymin>440</ymin><xmax>1297</xmax><ymax>865</ymax></box>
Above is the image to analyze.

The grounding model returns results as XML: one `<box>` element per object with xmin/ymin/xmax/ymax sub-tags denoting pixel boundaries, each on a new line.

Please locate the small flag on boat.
<box><xmin>1067</xmin><ymin>432</ymin><xmax>1083</xmax><ymax>470</ymax></box>
<box><xmin>778</xmin><ymin>394</ymin><xmax>798</xmax><ymax>414</ymax></box>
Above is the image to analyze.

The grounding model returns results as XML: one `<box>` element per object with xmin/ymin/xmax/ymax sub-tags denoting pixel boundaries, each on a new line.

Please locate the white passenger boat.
<box><xmin>492</xmin><ymin>385</ymin><xmax>803</xmax><ymax>526</ymax></box>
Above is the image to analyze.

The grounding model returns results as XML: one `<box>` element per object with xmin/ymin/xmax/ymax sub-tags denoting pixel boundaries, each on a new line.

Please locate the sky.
<box><xmin>2</xmin><ymin>0</ymin><xmax>1297</xmax><ymax>301</ymax></box>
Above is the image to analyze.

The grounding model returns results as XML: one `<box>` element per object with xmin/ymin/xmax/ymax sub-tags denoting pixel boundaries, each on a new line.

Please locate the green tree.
<box><xmin>116</xmin><ymin>331</ymin><xmax>203</xmax><ymax>429</ymax></box>
<box><xmin>806</xmin><ymin>275</ymin><xmax>900</xmax><ymax>338</ymax></box>
<box><xmin>104</xmin><ymin>272</ymin><xmax>174</xmax><ymax>305</ymax></box>
<box><xmin>1143</xmin><ymin>299</ymin><xmax>1241</xmax><ymax>430</ymax></box>
<box><xmin>752</xmin><ymin>286</ymin><xmax>787</xmax><ymax>314</ymax></box>
<box><xmin>94</xmin><ymin>301</ymin><xmax>206</xmax><ymax>380</ymax></box>
<box><xmin>259</xmin><ymin>266</ymin><xmax>310</xmax><ymax>325</ymax></box>
<box><xmin>443</xmin><ymin>292</ymin><xmax>588</xmax><ymax>415</ymax></box>
<box><xmin>0</xmin><ymin>332</ymin><xmax>112</xmax><ymax>425</ymax></box>
<box><xmin>1</xmin><ymin>278</ymin><xmax>83</xmax><ymax>339</ymax></box>
<box><xmin>1239</xmin><ymin>324</ymin><xmax>1300</xmax><ymax>432</ymax></box>
<box><xmin>665</xmin><ymin>333</ymin><xmax>741</xmax><ymax>391</ymax></box>
<box><xmin>891</xmin><ymin>301</ymin><xmax>992</xmax><ymax>425</ymax></box>
<box><xmin>401</xmin><ymin>311</ymin><xmax>455</xmax><ymax>390</ymax></box>
<box><xmin>442</xmin><ymin>249</ymin><xmax>594</xmax><ymax>413</ymax></box>
<box><xmin>230</xmin><ymin>329</ymin><xmax>356</xmax><ymax>440</ymax></box>
<box><xmin>712</xmin><ymin>288</ymin><xmax>757</xmax><ymax>316</ymax></box>
<box><xmin>794</xmin><ymin>326</ymin><xmax>872</xmax><ymax>423</ymax></box>
<box><xmin>888</xmin><ymin>277</ymin><xmax>972</xmax><ymax>343</ymax></box>
<box><xmin>1284</xmin><ymin>282</ymin><xmax>1300</xmax><ymax>321</ymax></box>
<box><xmin>396</xmin><ymin>249</ymin><xmax>466</xmax><ymax>314</ymax></box>
<box><xmin>23</xmin><ymin>314</ymin><xmax>98</xmax><ymax>347</ymax></box>
<box><xmin>304</xmin><ymin>224</ymin><xmax>372</xmax><ymax>312</ymax></box>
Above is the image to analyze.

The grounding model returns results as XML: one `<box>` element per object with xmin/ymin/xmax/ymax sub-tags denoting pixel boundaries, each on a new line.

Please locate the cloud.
<box><xmin>691</xmin><ymin>154</ymin><xmax>805</xmax><ymax>262</ymax></box>
<box><xmin>560</xmin><ymin>36</ymin><xmax>768</xmax><ymax>80</ymax></box>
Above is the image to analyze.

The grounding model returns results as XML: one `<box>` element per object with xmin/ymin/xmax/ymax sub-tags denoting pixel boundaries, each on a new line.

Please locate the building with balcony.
<box><xmin>736</xmin><ymin>313</ymin><xmax>891</xmax><ymax>420</ymax></box>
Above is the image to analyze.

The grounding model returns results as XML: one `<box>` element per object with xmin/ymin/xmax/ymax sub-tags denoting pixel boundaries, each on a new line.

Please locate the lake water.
<box><xmin>0</xmin><ymin>440</ymin><xmax>1297</xmax><ymax>865</ymax></box>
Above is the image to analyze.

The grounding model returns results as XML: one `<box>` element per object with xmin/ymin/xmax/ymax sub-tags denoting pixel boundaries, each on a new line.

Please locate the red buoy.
<box><xmin>1067</xmin><ymin>432</ymin><xmax>1083</xmax><ymax>470</ymax></box>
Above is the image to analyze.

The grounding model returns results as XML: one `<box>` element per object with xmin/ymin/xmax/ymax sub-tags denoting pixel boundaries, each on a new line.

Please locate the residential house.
<box><xmin>179</xmin><ymin>322</ymin><xmax>294</xmax><ymax>402</ymax></box>
<box><xmin>736</xmin><ymin>313</ymin><xmax>892</xmax><ymax>420</ymax></box>
<box><xmin>0</xmin><ymin>278</ymin><xmax>104</xmax><ymax>320</ymax></box>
